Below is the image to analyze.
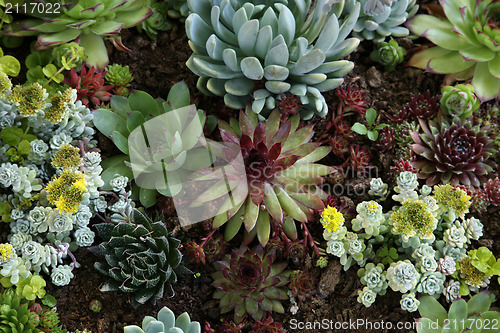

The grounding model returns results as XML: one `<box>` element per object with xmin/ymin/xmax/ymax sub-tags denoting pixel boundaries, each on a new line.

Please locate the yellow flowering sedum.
<box><xmin>0</xmin><ymin>243</ymin><xmax>14</xmax><ymax>264</ymax></box>
<box><xmin>321</xmin><ymin>206</ymin><xmax>345</xmax><ymax>234</ymax></box>
<box><xmin>51</xmin><ymin>144</ymin><xmax>82</xmax><ymax>169</ymax></box>
<box><xmin>46</xmin><ymin>169</ymin><xmax>87</xmax><ymax>214</ymax></box>
<box><xmin>7</xmin><ymin>82</ymin><xmax>47</xmax><ymax>117</ymax></box>
<box><xmin>434</xmin><ymin>184</ymin><xmax>471</xmax><ymax>221</ymax></box>
<box><xmin>44</xmin><ymin>88</ymin><xmax>74</xmax><ymax>124</ymax></box>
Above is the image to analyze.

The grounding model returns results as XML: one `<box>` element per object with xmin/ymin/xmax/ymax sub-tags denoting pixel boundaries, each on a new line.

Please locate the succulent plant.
<box><xmin>440</xmin><ymin>84</ymin><xmax>480</xmax><ymax>119</ymax></box>
<box><xmin>389</xmin><ymin>199</ymin><xmax>438</xmax><ymax>243</ymax></box>
<box><xmin>407</xmin><ymin>0</ymin><xmax>500</xmax><ymax>102</ymax></box>
<box><xmin>5</xmin><ymin>0</ymin><xmax>153</xmax><ymax>69</ymax></box>
<box><xmin>288</xmin><ymin>270</ymin><xmax>317</xmax><ymax>301</ymax></box>
<box><xmin>94</xmin><ymin>209</ymin><xmax>184</xmax><ymax>307</ymax></box>
<box><xmin>368</xmin><ymin>178</ymin><xmax>389</xmax><ymax>199</ymax></box>
<box><xmin>185</xmin><ymin>0</ymin><xmax>361</xmax><ymax>119</ymax></box>
<box><xmin>485</xmin><ymin>177</ymin><xmax>500</xmax><ymax>206</ymax></box>
<box><xmin>89</xmin><ymin>299</ymin><xmax>102</xmax><ymax>313</ymax></box>
<box><xmin>442</xmin><ymin>280</ymin><xmax>460</xmax><ymax>303</ymax></box>
<box><xmin>250</xmin><ymin>317</ymin><xmax>284</xmax><ymax>333</ymax></box>
<box><xmin>437</xmin><ymin>256</ymin><xmax>456</xmax><ymax>276</ymax></box>
<box><xmin>416</xmin><ymin>271</ymin><xmax>445</xmax><ymax>296</ymax></box>
<box><xmin>411</xmin><ymin>117</ymin><xmax>497</xmax><ymax>187</ymax></box>
<box><xmin>93</xmin><ymin>81</ymin><xmax>202</xmax><ymax>207</ymax></box>
<box><xmin>416</xmin><ymin>292</ymin><xmax>500</xmax><ymax>333</ymax></box>
<box><xmin>40</xmin><ymin>308</ymin><xmax>60</xmax><ymax>329</ymax></box>
<box><xmin>358</xmin><ymin>263</ymin><xmax>388</xmax><ymax>294</ymax></box>
<box><xmin>0</xmin><ymin>288</ymin><xmax>37</xmax><ymax>332</ymax></box>
<box><xmin>211</xmin><ymin>245</ymin><xmax>289</xmax><ymax>323</ymax></box>
<box><xmin>370</xmin><ymin>39</ymin><xmax>406</xmax><ymax>71</ymax></box>
<box><xmin>335</xmin><ymin>85</ymin><xmax>369</xmax><ymax>114</ymax></box>
<box><xmin>386</xmin><ymin>259</ymin><xmax>420</xmax><ymax>293</ymax></box>
<box><xmin>105</xmin><ymin>64</ymin><xmax>134</xmax><ymax>96</ymax></box>
<box><xmin>124</xmin><ymin>306</ymin><xmax>201</xmax><ymax>333</ymax></box>
<box><xmin>402</xmin><ymin>91</ymin><xmax>440</xmax><ymax>121</ymax></box>
<box><xmin>345</xmin><ymin>0</ymin><xmax>418</xmax><ymax>42</ymax></box>
<box><xmin>210</xmin><ymin>109</ymin><xmax>332</xmax><ymax>246</ymax></box>
<box><xmin>351</xmin><ymin>201</ymin><xmax>386</xmax><ymax>236</ymax></box>
<box><xmin>373</xmin><ymin>126</ymin><xmax>395</xmax><ymax>152</ymax></box>
<box><xmin>357</xmin><ymin>286</ymin><xmax>377</xmax><ymax>307</ymax></box>
<box><xmin>63</xmin><ymin>65</ymin><xmax>113</xmax><ymax>107</ymax></box>
<box><xmin>345</xmin><ymin>145</ymin><xmax>373</xmax><ymax>177</ymax></box>
<box><xmin>138</xmin><ymin>0</ymin><xmax>172</xmax><ymax>39</ymax></box>
<box><xmin>400</xmin><ymin>292</ymin><xmax>419</xmax><ymax>312</ymax></box>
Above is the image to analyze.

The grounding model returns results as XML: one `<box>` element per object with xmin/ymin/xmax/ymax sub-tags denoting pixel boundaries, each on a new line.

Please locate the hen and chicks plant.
<box><xmin>185</xmin><ymin>0</ymin><xmax>361</xmax><ymax>119</ymax></box>
<box><xmin>211</xmin><ymin>108</ymin><xmax>332</xmax><ymax>246</ymax></box>
<box><xmin>211</xmin><ymin>245</ymin><xmax>289</xmax><ymax>323</ymax></box>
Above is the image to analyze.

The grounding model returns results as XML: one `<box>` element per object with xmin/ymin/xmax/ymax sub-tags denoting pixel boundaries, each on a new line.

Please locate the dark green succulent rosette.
<box><xmin>94</xmin><ymin>209</ymin><xmax>184</xmax><ymax>307</ymax></box>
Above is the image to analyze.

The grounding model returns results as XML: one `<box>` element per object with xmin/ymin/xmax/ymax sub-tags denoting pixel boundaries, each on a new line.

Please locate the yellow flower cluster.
<box><xmin>434</xmin><ymin>184</ymin><xmax>471</xmax><ymax>217</ymax></box>
<box><xmin>321</xmin><ymin>205</ymin><xmax>345</xmax><ymax>233</ymax></box>
<box><xmin>51</xmin><ymin>144</ymin><xmax>82</xmax><ymax>169</ymax></box>
<box><xmin>365</xmin><ymin>201</ymin><xmax>379</xmax><ymax>215</ymax></box>
<box><xmin>46</xmin><ymin>169</ymin><xmax>87</xmax><ymax>214</ymax></box>
<box><xmin>7</xmin><ymin>83</ymin><xmax>47</xmax><ymax>117</ymax></box>
<box><xmin>44</xmin><ymin>88</ymin><xmax>73</xmax><ymax>124</ymax></box>
<box><xmin>0</xmin><ymin>243</ymin><xmax>14</xmax><ymax>264</ymax></box>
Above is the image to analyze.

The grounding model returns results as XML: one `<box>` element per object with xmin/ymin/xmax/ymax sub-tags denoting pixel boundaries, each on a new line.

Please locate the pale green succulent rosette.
<box><xmin>185</xmin><ymin>0</ymin><xmax>361</xmax><ymax>119</ymax></box>
<box><xmin>407</xmin><ymin>0</ymin><xmax>500</xmax><ymax>102</ymax></box>
<box><xmin>345</xmin><ymin>0</ymin><xmax>418</xmax><ymax>42</ymax></box>
<box><xmin>440</xmin><ymin>84</ymin><xmax>480</xmax><ymax>119</ymax></box>
<box><xmin>4</xmin><ymin>0</ymin><xmax>153</xmax><ymax>70</ymax></box>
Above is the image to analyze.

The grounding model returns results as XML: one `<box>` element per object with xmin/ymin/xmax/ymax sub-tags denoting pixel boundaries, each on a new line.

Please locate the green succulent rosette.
<box><xmin>440</xmin><ymin>84</ymin><xmax>480</xmax><ymax>119</ymax></box>
<box><xmin>407</xmin><ymin>0</ymin><xmax>500</xmax><ymax>102</ymax></box>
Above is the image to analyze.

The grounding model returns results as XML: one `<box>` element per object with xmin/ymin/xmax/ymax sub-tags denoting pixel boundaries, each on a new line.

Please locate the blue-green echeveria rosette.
<box><xmin>345</xmin><ymin>0</ymin><xmax>418</xmax><ymax>42</ymax></box>
<box><xmin>185</xmin><ymin>0</ymin><xmax>361</xmax><ymax>119</ymax></box>
<box><xmin>406</xmin><ymin>0</ymin><xmax>500</xmax><ymax>102</ymax></box>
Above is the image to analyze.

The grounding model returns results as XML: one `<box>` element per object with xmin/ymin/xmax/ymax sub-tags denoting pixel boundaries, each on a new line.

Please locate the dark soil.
<box><xmin>3</xmin><ymin>5</ymin><xmax>499</xmax><ymax>333</ymax></box>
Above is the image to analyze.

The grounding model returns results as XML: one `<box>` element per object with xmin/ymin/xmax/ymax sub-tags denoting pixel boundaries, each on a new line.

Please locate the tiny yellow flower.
<box><xmin>365</xmin><ymin>201</ymin><xmax>379</xmax><ymax>215</ymax></box>
<box><xmin>321</xmin><ymin>205</ymin><xmax>345</xmax><ymax>233</ymax></box>
<box><xmin>0</xmin><ymin>243</ymin><xmax>14</xmax><ymax>264</ymax></box>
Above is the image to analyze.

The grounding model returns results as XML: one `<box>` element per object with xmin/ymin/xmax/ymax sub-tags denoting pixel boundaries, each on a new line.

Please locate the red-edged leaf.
<box><xmin>268</xmin><ymin>143</ymin><xmax>282</xmax><ymax>162</ymax></box>
<box><xmin>253</xmin><ymin>122</ymin><xmax>266</xmax><ymax>145</ymax></box>
<box><xmin>274</xmin><ymin>155</ymin><xmax>299</xmax><ymax>170</ymax></box>
<box><xmin>240</xmin><ymin>134</ymin><xmax>254</xmax><ymax>151</ymax></box>
<box><xmin>271</xmin><ymin>120</ymin><xmax>292</xmax><ymax>144</ymax></box>
<box><xmin>249</xmin><ymin>180</ymin><xmax>265</xmax><ymax>205</ymax></box>
<box><xmin>239</xmin><ymin>110</ymin><xmax>255</xmax><ymax>137</ymax></box>
<box><xmin>220</xmin><ymin>128</ymin><xmax>240</xmax><ymax>145</ymax></box>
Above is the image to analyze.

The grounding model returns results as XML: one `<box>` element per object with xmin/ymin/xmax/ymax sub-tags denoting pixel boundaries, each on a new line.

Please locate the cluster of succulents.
<box><xmin>323</xmin><ymin>169</ymin><xmax>494</xmax><ymax>312</ymax></box>
<box><xmin>185</xmin><ymin>0</ymin><xmax>362</xmax><ymax>119</ymax></box>
<box><xmin>0</xmin><ymin>71</ymin><xmax>107</xmax><ymax>287</ymax></box>
<box><xmin>5</xmin><ymin>0</ymin><xmax>153</xmax><ymax>69</ymax></box>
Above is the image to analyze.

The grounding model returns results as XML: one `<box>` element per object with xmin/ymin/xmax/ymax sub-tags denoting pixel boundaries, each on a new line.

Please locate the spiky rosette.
<box><xmin>289</xmin><ymin>270</ymin><xmax>317</xmax><ymax>301</ymax></box>
<box><xmin>211</xmin><ymin>109</ymin><xmax>333</xmax><ymax>246</ymax></box>
<box><xmin>250</xmin><ymin>317</ymin><xmax>284</xmax><ymax>333</ymax></box>
<box><xmin>336</xmin><ymin>85</ymin><xmax>368</xmax><ymax>114</ymax></box>
<box><xmin>64</xmin><ymin>65</ymin><xmax>113</xmax><ymax>107</ymax></box>
<box><xmin>402</xmin><ymin>91</ymin><xmax>440</xmax><ymax>121</ymax></box>
<box><xmin>212</xmin><ymin>245</ymin><xmax>289</xmax><ymax>324</ymax></box>
<box><xmin>410</xmin><ymin>118</ymin><xmax>496</xmax><ymax>187</ymax></box>
<box><xmin>0</xmin><ymin>289</ymin><xmax>36</xmax><ymax>332</ymax></box>
<box><xmin>94</xmin><ymin>209</ymin><xmax>184</xmax><ymax>307</ymax></box>
<box><xmin>485</xmin><ymin>178</ymin><xmax>500</xmax><ymax>206</ymax></box>
<box><xmin>345</xmin><ymin>145</ymin><xmax>373</xmax><ymax>177</ymax></box>
<box><xmin>374</xmin><ymin>126</ymin><xmax>395</xmax><ymax>152</ymax></box>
